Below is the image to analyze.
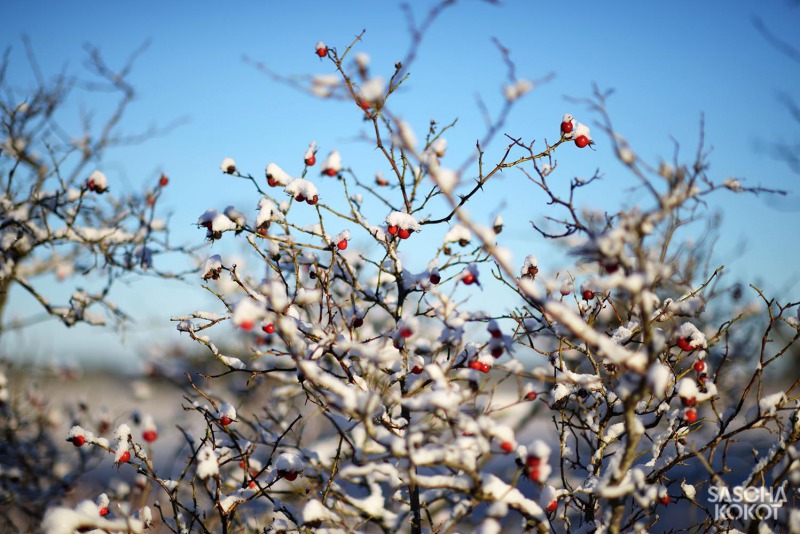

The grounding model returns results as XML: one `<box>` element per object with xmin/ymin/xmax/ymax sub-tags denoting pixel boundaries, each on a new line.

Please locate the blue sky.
<box><xmin>2</xmin><ymin>1</ymin><xmax>799</xmax><ymax>370</ymax></box>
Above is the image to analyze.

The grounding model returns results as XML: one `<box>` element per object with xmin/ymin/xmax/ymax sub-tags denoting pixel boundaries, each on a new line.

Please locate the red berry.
<box><xmin>677</xmin><ymin>338</ymin><xmax>694</xmax><ymax>352</ymax></box>
<box><xmin>411</xmin><ymin>365</ymin><xmax>423</xmax><ymax>375</ymax></box>
<box><xmin>528</xmin><ymin>468</ymin><xmax>541</xmax><ymax>482</ymax></box>
<box><xmin>684</xmin><ymin>409</ymin><xmax>698</xmax><ymax>423</ymax></box>
<box><xmin>159</xmin><ymin>174</ymin><xmax>169</xmax><ymax>187</ymax></box>
<box><xmin>582</xmin><ymin>289</ymin><xmax>594</xmax><ymax>300</ymax></box>
<box><xmin>337</xmin><ymin>239</ymin><xmax>348</xmax><ymax>250</ymax></box>
<box><xmin>352</xmin><ymin>317</ymin><xmax>364</xmax><ymax>328</ymax></box>
<box><xmin>99</xmin><ymin>507</ymin><xmax>109</xmax><ymax>517</ymax></box>
<box><xmin>281</xmin><ymin>470</ymin><xmax>298</xmax><ymax>481</ymax></box>
<box><xmin>142</xmin><ymin>430</ymin><xmax>157</xmax><ymax>443</ymax></box>
<box><xmin>462</xmin><ymin>272</ymin><xmax>476</xmax><ymax>285</ymax></box>
<box><xmin>693</xmin><ymin>360</ymin><xmax>706</xmax><ymax>373</ymax></box>
<box><xmin>295</xmin><ymin>193</ymin><xmax>306</xmax><ymax>202</ymax></box>
<box><xmin>489</xmin><ymin>328</ymin><xmax>502</xmax><ymax>339</ymax></box>
<box><xmin>491</xmin><ymin>345</ymin><xmax>503</xmax><ymax>358</ymax></box>
<box><xmin>387</xmin><ymin>225</ymin><xmax>399</xmax><ymax>235</ymax></box>
<box><xmin>468</xmin><ymin>360</ymin><xmax>483</xmax><ymax>371</ymax></box>
<box><xmin>70</xmin><ymin>435</ymin><xmax>85</xmax><ymax>447</ymax></box>
<box><xmin>220</xmin><ymin>415</ymin><xmax>233</xmax><ymax>426</ymax></box>
<box><xmin>682</xmin><ymin>396</ymin><xmax>697</xmax><ymax>408</ymax></box>
<box><xmin>316</xmin><ymin>46</ymin><xmax>327</xmax><ymax>57</ymax></box>
<box><xmin>267</xmin><ymin>177</ymin><xmax>279</xmax><ymax>187</ymax></box>
<box><xmin>307</xmin><ymin>195</ymin><xmax>319</xmax><ymax>205</ymax></box>
<box><xmin>500</xmin><ymin>441</ymin><xmax>514</xmax><ymax>453</ymax></box>
<box><xmin>525</xmin><ymin>391</ymin><xmax>537</xmax><ymax>401</ymax></box>
<box><xmin>575</xmin><ymin>135</ymin><xmax>590</xmax><ymax>148</ymax></box>
<box><xmin>429</xmin><ymin>273</ymin><xmax>441</xmax><ymax>285</ymax></box>
<box><xmin>357</xmin><ymin>99</ymin><xmax>372</xmax><ymax>110</ymax></box>
<box><xmin>398</xmin><ymin>228</ymin><xmax>411</xmax><ymax>240</ymax></box>
<box><xmin>399</xmin><ymin>327</ymin><xmax>413</xmax><ymax>338</ymax></box>
<box><xmin>659</xmin><ymin>495</ymin><xmax>670</xmax><ymax>505</ymax></box>
<box><xmin>322</xmin><ymin>168</ymin><xmax>338</xmax><ymax>177</ymax></box>
<box><xmin>526</xmin><ymin>455</ymin><xmax>542</xmax><ymax>468</ymax></box>
<box><xmin>547</xmin><ymin>500</ymin><xmax>558</xmax><ymax>512</ymax></box>
<box><xmin>263</xmin><ymin>323</ymin><xmax>276</xmax><ymax>335</ymax></box>
<box><xmin>305</xmin><ymin>154</ymin><xmax>316</xmax><ymax>166</ymax></box>
<box><xmin>118</xmin><ymin>450</ymin><xmax>131</xmax><ymax>463</ymax></box>
<box><xmin>240</xmin><ymin>320</ymin><xmax>254</xmax><ymax>331</ymax></box>
<box><xmin>480</xmin><ymin>362</ymin><xmax>491</xmax><ymax>373</ymax></box>
<box><xmin>560</xmin><ymin>121</ymin><xmax>573</xmax><ymax>134</ymax></box>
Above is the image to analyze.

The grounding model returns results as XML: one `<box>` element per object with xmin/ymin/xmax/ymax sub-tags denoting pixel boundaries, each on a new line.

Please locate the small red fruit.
<box><xmin>693</xmin><ymin>360</ymin><xmax>706</xmax><ymax>373</ymax></box>
<box><xmin>659</xmin><ymin>495</ymin><xmax>670</xmax><ymax>505</ymax></box>
<box><xmin>315</xmin><ymin>46</ymin><xmax>327</xmax><ymax>57</ymax></box>
<box><xmin>491</xmin><ymin>345</ymin><xmax>503</xmax><ymax>358</ymax></box>
<box><xmin>267</xmin><ymin>177</ymin><xmax>280</xmax><ymax>187</ymax></box>
<box><xmin>295</xmin><ymin>193</ymin><xmax>306</xmax><ymax>203</ymax></box>
<box><xmin>240</xmin><ymin>320</ymin><xmax>254</xmax><ymax>331</ymax></box>
<box><xmin>307</xmin><ymin>195</ymin><xmax>319</xmax><ymax>205</ymax></box>
<box><xmin>547</xmin><ymin>500</ymin><xmax>558</xmax><ymax>512</ymax></box>
<box><xmin>468</xmin><ymin>360</ymin><xmax>483</xmax><ymax>371</ymax></box>
<box><xmin>411</xmin><ymin>365</ymin><xmax>423</xmax><ymax>375</ymax></box>
<box><xmin>387</xmin><ymin>225</ymin><xmax>399</xmax><ymax>235</ymax></box>
<box><xmin>525</xmin><ymin>391</ymin><xmax>537</xmax><ymax>401</ymax></box>
<box><xmin>528</xmin><ymin>468</ymin><xmax>541</xmax><ymax>482</ymax></box>
<box><xmin>462</xmin><ymin>272</ymin><xmax>476</xmax><ymax>285</ymax></box>
<box><xmin>220</xmin><ymin>415</ymin><xmax>233</xmax><ymax>426</ymax></box>
<box><xmin>159</xmin><ymin>174</ymin><xmax>169</xmax><ymax>187</ymax></box>
<box><xmin>399</xmin><ymin>327</ymin><xmax>413</xmax><ymax>339</ymax></box>
<box><xmin>305</xmin><ymin>154</ymin><xmax>316</xmax><ymax>166</ymax></box>
<box><xmin>500</xmin><ymin>441</ymin><xmax>514</xmax><ymax>453</ymax></box>
<box><xmin>281</xmin><ymin>470</ymin><xmax>298</xmax><ymax>481</ymax></box>
<box><xmin>322</xmin><ymin>168</ymin><xmax>338</xmax><ymax>177</ymax></box>
<box><xmin>142</xmin><ymin>430</ymin><xmax>158</xmax><ymax>443</ymax></box>
<box><xmin>489</xmin><ymin>328</ymin><xmax>502</xmax><ymax>339</ymax></box>
<box><xmin>352</xmin><ymin>317</ymin><xmax>364</xmax><ymax>328</ymax></box>
<box><xmin>526</xmin><ymin>455</ymin><xmax>542</xmax><ymax>468</ymax></box>
<box><xmin>677</xmin><ymin>338</ymin><xmax>694</xmax><ymax>352</ymax></box>
<box><xmin>582</xmin><ymin>289</ymin><xmax>594</xmax><ymax>300</ymax></box>
<box><xmin>357</xmin><ymin>99</ymin><xmax>372</xmax><ymax>110</ymax></box>
<box><xmin>560</xmin><ymin>121</ymin><xmax>573</xmax><ymax>134</ymax></box>
<box><xmin>684</xmin><ymin>408</ymin><xmax>698</xmax><ymax>423</ymax></box>
<box><xmin>337</xmin><ymin>239</ymin><xmax>348</xmax><ymax>250</ymax></box>
<box><xmin>574</xmin><ymin>135</ymin><xmax>590</xmax><ymax>148</ymax></box>
<box><xmin>99</xmin><ymin>507</ymin><xmax>109</xmax><ymax>517</ymax></box>
<box><xmin>682</xmin><ymin>396</ymin><xmax>697</xmax><ymax>408</ymax></box>
<box><xmin>429</xmin><ymin>272</ymin><xmax>441</xmax><ymax>285</ymax></box>
<box><xmin>263</xmin><ymin>323</ymin><xmax>275</xmax><ymax>335</ymax></box>
<box><xmin>70</xmin><ymin>435</ymin><xmax>85</xmax><ymax>447</ymax></box>
<box><xmin>480</xmin><ymin>363</ymin><xmax>491</xmax><ymax>373</ymax></box>
<box><xmin>398</xmin><ymin>228</ymin><xmax>411</xmax><ymax>239</ymax></box>
<box><xmin>118</xmin><ymin>450</ymin><xmax>131</xmax><ymax>464</ymax></box>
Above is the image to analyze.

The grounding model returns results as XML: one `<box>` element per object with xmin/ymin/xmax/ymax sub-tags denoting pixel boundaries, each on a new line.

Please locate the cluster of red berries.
<box><xmin>468</xmin><ymin>360</ymin><xmax>491</xmax><ymax>373</ymax></box>
<box><xmin>387</xmin><ymin>224</ymin><xmax>413</xmax><ymax>240</ymax></box>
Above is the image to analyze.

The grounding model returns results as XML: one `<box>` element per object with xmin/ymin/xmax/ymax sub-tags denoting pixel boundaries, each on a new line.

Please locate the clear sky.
<box><xmin>2</xmin><ymin>1</ymin><xmax>799</xmax><ymax>371</ymax></box>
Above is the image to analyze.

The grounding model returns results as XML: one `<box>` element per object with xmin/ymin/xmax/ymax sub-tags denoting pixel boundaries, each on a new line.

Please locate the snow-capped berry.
<box><xmin>70</xmin><ymin>435</ymin><xmax>85</xmax><ymax>447</ymax></box>
<box><xmin>284</xmin><ymin>178</ymin><xmax>319</xmax><ymax>205</ymax></box>
<box><xmin>337</xmin><ymin>239</ymin><xmax>348</xmax><ymax>250</ymax></box>
<box><xmin>159</xmin><ymin>174</ymin><xmax>169</xmax><ymax>187</ymax></box>
<box><xmin>582</xmin><ymin>289</ymin><xmax>594</xmax><ymax>300</ymax></box>
<box><xmin>560</xmin><ymin>121</ymin><xmax>573</xmax><ymax>134</ymax></box>
<box><xmin>265</xmin><ymin>163</ymin><xmax>293</xmax><ymax>187</ymax></box>
<box><xmin>320</xmin><ymin>150</ymin><xmax>342</xmax><ymax>176</ymax></box>
<box><xmin>68</xmin><ymin>426</ymin><xmax>88</xmax><ymax>447</ymax></box>
<box><xmin>526</xmin><ymin>455</ymin><xmax>542</xmax><ymax>468</ymax></box>
<box><xmin>411</xmin><ymin>365</ymin><xmax>423</xmax><ymax>375</ymax></box>
<box><xmin>677</xmin><ymin>337</ymin><xmax>694</xmax><ymax>352</ymax></box>
<box><xmin>500</xmin><ymin>441</ymin><xmax>514</xmax><ymax>453</ymax></box>
<box><xmin>239</xmin><ymin>320</ymin><xmax>255</xmax><ymax>331</ymax></box>
<box><xmin>86</xmin><ymin>170</ymin><xmax>108</xmax><ymax>193</ymax></box>
<box><xmin>429</xmin><ymin>270</ymin><xmax>441</xmax><ymax>285</ymax></box>
<box><xmin>491</xmin><ymin>345</ymin><xmax>503</xmax><ymax>358</ymax></box>
<box><xmin>659</xmin><ymin>495</ymin><xmax>670</xmax><ymax>505</ymax></box>
<box><xmin>468</xmin><ymin>360</ymin><xmax>483</xmax><ymax>371</ymax></box>
<box><xmin>547</xmin><ymin>500</ymin><xmax>558</xmax><ymax>512</ymax></box>
<box><xmin>220</xmin><ymin>157</ymin><xmax>236</xmax><ymax>174</ymax></box>
<box><xmin>398</xmin><ymin>228</ymin><xmax>411</xmax><ymax>239</ymax></box>
<box><xmin>684</xmin><ymin>408</ymin><xmax>698</xmax><ymax>423</ymax></box>
<box><xmin>525</xmin><ymin>391</ymin><xmax>537</xmax><ymax>401</ymax></box>
<box><xmin>219</xmin><ymin>403</ymin><xmax>237</xmax><ymax>426</ymax></box>
<box><xmin>399</xmin><ymin>326</ymin><xmax>413</xmax><ymax>338</ymax></box>
<box><xmin>142</xmin><ymin>430</ymin><xmax>157</xmax><ymax>443</ymax></box>
<box><xmin>99</xmin><ymin>507</ymin><xmax>109</xmax><ymax>517</ymax></box>
<box><xmin>263</xmin><ymin>323</ymin><xmax>275</xmax><ymax>334</ymax></box>
<box><xmin>304</xmin><ymin>141</ymin><xmax>317</xmax><ymax>167</ymax></box>
<box><xmin>575</xmin><ymin>135</ymin><xmax>590</xmax><ymax>148</ymax></box>
<box><xmin>307</xmin><ymin>194</ymin><xmax>319</xmax><ymax>205</ymax></box>
<box><xmin>376</xmin><ymin>173</ymin><xmax>389</xmax><ymax>186</ymax></box>
<box><xmin>315</xmin><ymin>41</ymin><xmax>328</xmax><ymax>57</ymax></box>
<box><xmin>462</xmin><ymin>271</ymin><xmax>476</xmax><ymax>285</ymax></box>
<box><xmin>142</xmin><ymin>415</ymin><xmax>157</xmax><ymax>443</ymax></box>
<box><xmin>118</xmin><ymin>450</ymin><xmax>131</xmax><ymax>463</ymax></box>
<box><xmin>693</xmin><ymin>360</ymin><xmax>706</xmax><ymax>373</ymax></box>
<box><xmin>281</xmin><ymin>471</ymin><xmax>298</xmax><ymax>481</ymax></box>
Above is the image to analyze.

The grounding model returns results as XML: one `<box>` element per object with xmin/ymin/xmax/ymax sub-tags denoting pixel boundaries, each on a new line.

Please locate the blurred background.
<box><xmin>1</xmin><ymin>0</ymin><xmax>798</xmax><ymax>372</ymax></box>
